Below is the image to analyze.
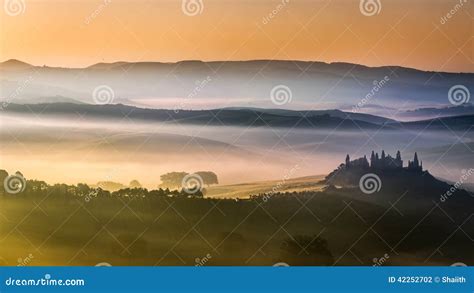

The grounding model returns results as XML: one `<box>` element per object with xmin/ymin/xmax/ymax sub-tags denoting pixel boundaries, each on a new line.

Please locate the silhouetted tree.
<box><xmin>159</xmin><ymin>172</ymin><xmax>188</xmax><ymax>189</ymax></box>
<box><xmin>129</xmin><ymin>180</ymin><xmax>142</xmax><ymax>188</ymax></box>
<box><xmin>0</xmin><ymin>169</ymin><xmax>8</xmax><ymax>194</ymax></box>
<box><xmin>77</xmin><ymin>183</ymin><xmax>91</xmax><ymax>196</ymax></box>
<box><xmin>195</xmin><ymin>171</ymin><xmax>219</xmax><ymax>186</ymax></box>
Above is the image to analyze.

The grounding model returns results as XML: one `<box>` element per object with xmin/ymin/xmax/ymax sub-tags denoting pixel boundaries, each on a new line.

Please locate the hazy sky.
<box><xmin>1</xmin><ymin>0</ymin><xmax>472</xmax><ymax>72</ymax></box>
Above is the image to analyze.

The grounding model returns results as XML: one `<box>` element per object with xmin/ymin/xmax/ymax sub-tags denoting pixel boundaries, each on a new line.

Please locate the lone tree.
<box><xmin>0</xmin><ymin>169</ymin><xmax>8</xmax><ymax>194</ymax></box>
<box><xmin>159</xmin><ymin>172</ymin><xmax>188</xmax><ymax>189</ymax></box>
<box><xmin>195</xmin><ymin>171</ymin><xmax>219</xmax><ymax>187</ymax></box>
<box><xmin>129</xmin><ymin>180</ymin><xmax>142</xmax><ymax>188</ymax></box>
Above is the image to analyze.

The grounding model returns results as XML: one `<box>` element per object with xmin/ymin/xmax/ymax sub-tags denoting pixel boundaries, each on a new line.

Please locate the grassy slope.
<box><xmin>205</xmin><ymin>175</ymin><xmax>326</xmax><ymax>199</ymax></box>
<box><xmin>1</xmin><ymin>181</ymin><xmax>472</xmax><ymax>266</ymax></box>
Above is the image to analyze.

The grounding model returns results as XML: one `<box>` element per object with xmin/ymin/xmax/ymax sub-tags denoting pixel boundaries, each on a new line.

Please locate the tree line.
<box><xmin>0</xmin><ymin>169</ymin><xmax>207</xmax><ymax>200</ymax></box>
<box><xmin>159</xmin><ymin>171</ymin><xmax>218</xmax><ymax>189</ymax></box>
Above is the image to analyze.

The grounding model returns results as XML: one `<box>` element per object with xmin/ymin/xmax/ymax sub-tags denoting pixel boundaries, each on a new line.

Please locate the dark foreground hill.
<box><xmin>324</xmin><ymin>151</ymin><xmax>473</xmax><ymax>197</ymax></box>
<box><xmin>1</xmin><ymin>157</ymin><xmax>473</xmax><ymax>266</ymax></box>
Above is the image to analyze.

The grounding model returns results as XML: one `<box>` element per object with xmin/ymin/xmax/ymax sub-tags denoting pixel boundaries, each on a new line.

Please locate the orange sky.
<box><xmin>1</xmin><ymin>0</ymin><xmax>472</xmax><ymax>72</ymax></box>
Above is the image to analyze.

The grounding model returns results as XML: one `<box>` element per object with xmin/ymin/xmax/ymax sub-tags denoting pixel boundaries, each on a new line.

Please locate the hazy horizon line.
<box><xmin>2</xmin><ymin>58</ymin><xmax>473</xmax><ymax>74</ymax></box>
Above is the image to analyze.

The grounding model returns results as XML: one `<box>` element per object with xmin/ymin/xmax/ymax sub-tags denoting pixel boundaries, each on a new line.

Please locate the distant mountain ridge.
<box><xmin>398</xmin><ymin>104</ymin><xmax>474</xmax><ymax>120</ymax></box>
<box><xmin>0</xmin><ymin>59</ymin><xmax>445</xmax><ymax>72</ymax></box>
<box><xmin>1</xmin><ymin>59</ymin><xmax>472</xmax><ymax>112</ymax></box>
<box><xmin>0</xmin><ymin>95</ymin><xmax>84</xmax><ymax>105</ymax></box>
<box><xmin>0</xmin><ymin>59</ymin><xmax>33</xmax><ymax>70</ymax></box>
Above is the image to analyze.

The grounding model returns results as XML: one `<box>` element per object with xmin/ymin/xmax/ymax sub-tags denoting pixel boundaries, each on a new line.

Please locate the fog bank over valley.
<box><xmin>1</xmin><ymin>112</ymin><xmax>472</xmax><ymax>187</ymax></box>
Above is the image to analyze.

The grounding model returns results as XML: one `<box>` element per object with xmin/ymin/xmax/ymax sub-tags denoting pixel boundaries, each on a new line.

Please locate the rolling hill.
<box><xmin>3</xmin><ymin>102</ymin><xmax>473</xmax><ymax>131</ymax></box>
<box><xmin>1</xmin><ymin>59</ymin><xmax>473</xmax><ymax>111</ymax></box>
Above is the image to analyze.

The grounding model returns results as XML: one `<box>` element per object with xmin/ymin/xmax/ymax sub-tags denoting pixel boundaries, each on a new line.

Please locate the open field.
<box><xmin>205</xmin><ymin>175</ymin><xmax>326</xmax><ymax>199</ymax></box>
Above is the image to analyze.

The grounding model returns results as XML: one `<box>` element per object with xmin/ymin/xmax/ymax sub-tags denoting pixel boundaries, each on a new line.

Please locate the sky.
<box><xmin>0</xmin><ymin>0</ymin><xmax>473</xmax><ymax>72</ymax></box>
